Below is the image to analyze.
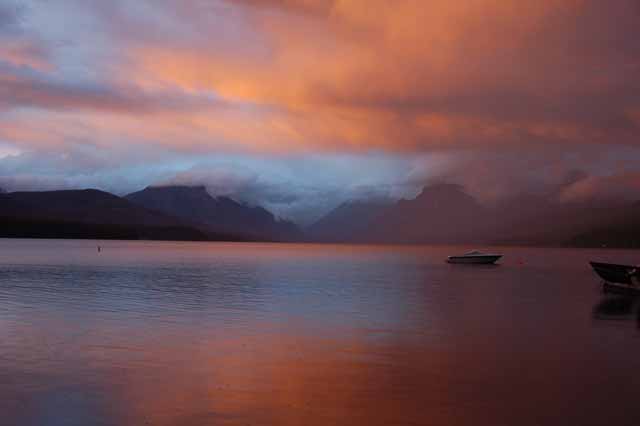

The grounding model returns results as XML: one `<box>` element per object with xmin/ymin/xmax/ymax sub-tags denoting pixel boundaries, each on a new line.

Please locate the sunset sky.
<box><xmin>1</xmin><ymin>0</ymin><xmax>639</xmax><ymax>223</ymax></box>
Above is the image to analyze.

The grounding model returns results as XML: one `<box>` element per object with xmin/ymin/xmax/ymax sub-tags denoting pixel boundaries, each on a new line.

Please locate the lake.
<box><xmin>1</xmin><ymin>239</ymin><xmax>639</xmax><ymax>426</ymax></box>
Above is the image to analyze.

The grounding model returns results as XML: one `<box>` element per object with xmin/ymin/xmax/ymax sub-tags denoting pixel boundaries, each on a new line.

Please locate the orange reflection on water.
<box><xmin>4</xmin><ymin>242</ymin><xmax>640</xmax><ymax>426</ymax></box>
<box><xmin>109</xmin><ymin>325</ymin><xmax>455</xmax><ymax>426</ymax></box>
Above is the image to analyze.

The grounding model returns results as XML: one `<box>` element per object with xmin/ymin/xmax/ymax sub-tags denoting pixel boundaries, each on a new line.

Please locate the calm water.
<box><xmin>1</xmin><ymin>239</ymin><xmax>640</xmax><ymax>426</ymax></box>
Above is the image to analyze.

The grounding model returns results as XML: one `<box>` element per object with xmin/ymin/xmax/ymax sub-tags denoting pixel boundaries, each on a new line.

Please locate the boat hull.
<box><xmin>602</xmin><ymin>281</ymin><xmax>640</xmax><ymax>296</ymax></box>
<box><xmin>589</xmin><ymin>262</ymin><xmax>637</xmax><ymax>285</ymax></box>
<box><xmin>590</xmin><ymin>262</ymin><xmax>640</xmax><ymax>295</ymax></box>
<box><xmin>447</xmin><ymin>255</ymin><xmax>502</xmax><ymax>265</ymax></box>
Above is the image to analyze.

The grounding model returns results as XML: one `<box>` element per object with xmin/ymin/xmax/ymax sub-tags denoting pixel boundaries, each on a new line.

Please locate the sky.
<box><xmin>0</xmin><ymin>0</ymin><xmax>639</xmax><ymax>224</ymax></box>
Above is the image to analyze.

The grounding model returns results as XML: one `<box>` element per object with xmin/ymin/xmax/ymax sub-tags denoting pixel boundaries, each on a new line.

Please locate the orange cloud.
<box><xmin>102</xmin><ymin>0</ymin><xmax>637</xmax><ymax>155</ymax></box>
<box><xmin>0</xmin><ymin>40</ymin><xmax>51</xmax><ymax>71</ymax></box>
<box><xmin>1</xmin><ymin>0</ymin><xmax>639</xmax><ymax>204</ymax></box>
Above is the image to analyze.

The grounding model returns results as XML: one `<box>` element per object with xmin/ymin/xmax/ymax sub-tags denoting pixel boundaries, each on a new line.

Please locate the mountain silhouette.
<box><xmin>566</xmin><ymin>201</ymin><xmax>640</xmax><ymax>248</ymax></box>
<box><xmin>307</xmin><ymin>199</ymin><xmax>391</xmax><ymax>242</ymax></box>
<box><xmin>310</xmin><ymin>183</ymin><xmax>640</xmax><ymax>247</ymax></box>
<box><xmin>3</xmin><ymin>184</ymin><xmax>640</xmax><ymax>247</ymax></box>
<box><xmin>309</xmin><ymin>184</ymin><xmax>487</xmax><ymax>243</ymax></box>
<box><xmin>369</xmin><ymin>184</ymin><xmax>487</xmax><ymax>243</ymax></box>
<box><xmin>0</xmin><ymin>189</ymin><xmax>221</xmax><ymax>240</ymax></box>
<box><xmin>125</xmin><ymin>185</ymin><xmax>300</xmax><ymax>241</ymax></box>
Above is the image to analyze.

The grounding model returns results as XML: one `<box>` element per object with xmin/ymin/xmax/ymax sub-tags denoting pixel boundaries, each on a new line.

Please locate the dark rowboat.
<box><xmin>589</xmin><ymin>261</ymin><xmax>640</xmax><ymax>295</ymax></box>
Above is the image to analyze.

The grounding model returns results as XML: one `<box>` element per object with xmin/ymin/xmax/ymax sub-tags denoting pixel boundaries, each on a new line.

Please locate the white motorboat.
<box><xmin>447</xmin><ymin>250</ymin><xmax>503</xmax><ymax>265</ymax></box>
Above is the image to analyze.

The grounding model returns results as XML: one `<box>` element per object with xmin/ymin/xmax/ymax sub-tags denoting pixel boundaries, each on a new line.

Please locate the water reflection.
<box><xmin>2</xmin><ymin>240</ymin><xmax>640</xmax><ymax>425</ymax></box>
<box><xmin>593</xmin><ymin>295</ymin><xmax>640</xmax><ymax>327</ymax></box>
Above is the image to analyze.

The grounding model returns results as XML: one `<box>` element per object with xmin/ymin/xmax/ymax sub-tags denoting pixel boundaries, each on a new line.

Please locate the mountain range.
<box><xmin>0</xmin><ymin>186</ymin><xmax>300</xmax><ymax>242</ymax></box>
<box><xmin>0</xmin><ymin>189</ymin><xmax>212</xmax><ymax>241</ymax></box>
<box><xmin>307</xmin><ymin>199</ymin><xmax>393</xmax><ymax>242</ymax></box>
<box><xmin>1</xmin><ymin>183</ymin><xmax>640</xmax><ymax>247</ymax></box>
<box><xmin>125</xmin><ymin>185</ymin><xmax>300</xmax><ymax>241</ymax></box>
<box><xmin>307</xmin><ymin>183</ymin><xmax>640</xmax><ymax>248</ymax></box>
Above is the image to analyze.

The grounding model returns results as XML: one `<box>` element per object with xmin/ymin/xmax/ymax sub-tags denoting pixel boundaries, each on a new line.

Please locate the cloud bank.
<box><xmin>0</xmin><ymin>0</ymin><xmax>639</xmax><ymax>222</ymax></box>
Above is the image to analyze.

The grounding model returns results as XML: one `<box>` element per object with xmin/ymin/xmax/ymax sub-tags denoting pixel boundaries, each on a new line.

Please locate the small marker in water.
<box><xmin>98</xmin><ymin>246</ymin><xmax>101</xmax><ymax>252</ymax></box>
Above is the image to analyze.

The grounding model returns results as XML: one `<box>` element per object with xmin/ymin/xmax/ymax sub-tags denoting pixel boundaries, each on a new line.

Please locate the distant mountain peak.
<box><xmin>307</xmin><ymin>198</ymin><xmax>391</xmax><ymax>241</ymax></box>
<box><xmin>403</xmin><ymin>183</ymin><xmax>478</xmax><ymax>210</ymax></box>
<box><xmin>143</xmin><ymin>184</ymin><xmax>245</xmax><ymax>204</ymax></box>
<box><xmin>125</xmin><ymin>185</ymin><xmax>300</xmax><ymax>241</ymax></box>
<box><xmin>417</xmin><ymin>183</ymin><xmax>467</xmax><ymax>197</ymax></box>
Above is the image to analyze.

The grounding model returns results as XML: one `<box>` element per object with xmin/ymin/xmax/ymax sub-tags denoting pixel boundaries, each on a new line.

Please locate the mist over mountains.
<box><xmin>309</xmin><ymin>183</ymin><xmax>640</xmax><ymax>248</ymax></box>
<box><xmin>1</xmin><ymin>183</ymin><xmax>640</xmax><ymax>247</ymax></box>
